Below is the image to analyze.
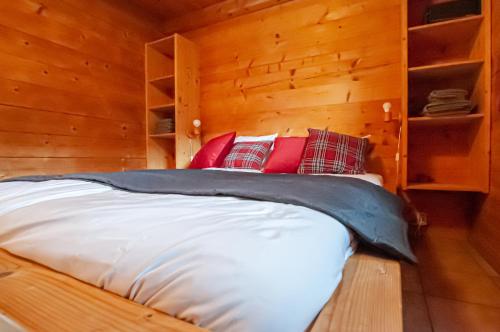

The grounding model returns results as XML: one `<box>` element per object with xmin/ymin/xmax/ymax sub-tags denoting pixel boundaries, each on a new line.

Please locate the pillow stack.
<box><xmin>189</xmin><ymin>129</ymin><xmax>369</xmax><ymax>175</ymax></box>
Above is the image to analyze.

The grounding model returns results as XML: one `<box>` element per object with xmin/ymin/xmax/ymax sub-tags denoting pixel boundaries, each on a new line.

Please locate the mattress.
<box><xmin>0</xmin><ymin>173</ymin><xmax>381</xmax><ymax>331</ymax></box>
<box><xmin>205</xmin><ymin>168</ymin><xmax>385</xmax><ymax>186</ymax></box>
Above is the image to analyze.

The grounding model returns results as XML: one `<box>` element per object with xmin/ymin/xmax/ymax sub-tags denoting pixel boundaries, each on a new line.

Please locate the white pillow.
<box><xmin>313</xmin><ymin>173</ymin><xmax>384</xmax><ymax>187</ymax></box>
<box><xmin>203</xmin><ymin>167</ymin><xmax>262</xmax><ymax>173</ymax></box>
<box><xmin>234</xmin><ymin>133</ymin><xmax>278</xmax><ymax>143</ymax></box>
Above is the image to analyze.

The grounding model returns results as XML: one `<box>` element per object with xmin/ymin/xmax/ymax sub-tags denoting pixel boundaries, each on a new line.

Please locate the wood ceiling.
<box><xmin>131</xmin><ymin>0</ymin><xmax>225</xmax><ymax>20</ymax></box>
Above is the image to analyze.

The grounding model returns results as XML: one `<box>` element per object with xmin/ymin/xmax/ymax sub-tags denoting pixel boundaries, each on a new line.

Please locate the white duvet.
<box><xmin>0</xmin><ymin>175</ymin><xmax>378</xmax><ymax>331</ymax></box>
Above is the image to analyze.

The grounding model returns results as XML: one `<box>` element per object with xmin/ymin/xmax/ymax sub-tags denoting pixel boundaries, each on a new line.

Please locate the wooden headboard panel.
<box><xmin>186</xmin><ymin>0</ymin><xmax>402</xmax><ymax>191</ymax></box>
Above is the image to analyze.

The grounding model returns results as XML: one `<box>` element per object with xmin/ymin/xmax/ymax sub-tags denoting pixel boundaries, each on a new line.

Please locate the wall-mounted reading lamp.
<box><xmin>187</xmin><ymin>119</ymin><xmax>201</xmax><ymax>138</ymax></box>
<box><xmin>383</xmin><ymin>102</ymin><xmax>392</xmax><ymax>122</ymax></box>
<box><xmin>188</xmin><ymin>119</ymin><xmax>201</xmax><ymax>161</ymax></box>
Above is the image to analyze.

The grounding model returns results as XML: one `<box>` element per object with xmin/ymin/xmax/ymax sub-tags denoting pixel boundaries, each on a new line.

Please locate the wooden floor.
<box><xmin>402</xmin><ymin>221</ymin><xmax>500</xmax><ymax>332</ymax></box>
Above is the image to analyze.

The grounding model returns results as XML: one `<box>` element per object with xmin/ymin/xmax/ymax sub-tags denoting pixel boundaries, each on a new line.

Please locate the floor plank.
<box><xmin>402</xmin><ymin>221</ymin><xmax>500</xmax><ymax>331</ymax></box>
<box><xmin>401</xmin><ymin>261</ymin><xmax>423</xmax><ymax>294</ymax></box>
<box><xmin>402</xmin><ymin>292</ymin><xmax>432</xmax><ymax>332</ymax></box>
<box><xmin>427</xmin><ymin>296</ymin><xmax>500</xmax><ymax>332</ymax></box>
<box><xmin>419</xmin><ymin>266</ymin><xmax>500</xmax><ymax>307</ymax></box>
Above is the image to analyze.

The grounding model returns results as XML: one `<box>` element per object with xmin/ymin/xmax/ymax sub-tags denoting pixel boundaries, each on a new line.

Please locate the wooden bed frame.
<box><xmin>0</xmin><ymin>249</ymin><xmax>401</xmax><ymax>332</ymax></box>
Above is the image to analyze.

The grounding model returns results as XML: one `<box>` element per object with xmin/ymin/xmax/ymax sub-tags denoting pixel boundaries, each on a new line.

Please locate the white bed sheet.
<box><xmin>205</xmin><ymin>168</ymin><xmax>384</xmax><ymax>187</ymax></box>
<box><xmin>0</xmin><ymin>176</ymin><xmax>368</xmax><ymax>331</ymax></box>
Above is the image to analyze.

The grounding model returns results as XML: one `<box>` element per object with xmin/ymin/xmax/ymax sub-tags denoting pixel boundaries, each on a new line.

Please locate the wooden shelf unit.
<box><xmin>149</xmin><ymin>103</ymin><xmax>175</xmax><ymax>113</ymax></box>
<box><xmin>406</xmin><ymin>182</ymin><xmax>484</xmax><ymax>192</ymax></box>
<box><xmin>408</xmin><ymin>14</ymin><xmax>483</xmax><ymax>32</ymax></box>
<box><xmin>408</xmin><ymin>113</ymin><xmax>484</xmax><ymax>127</ymax></box>
<box><xmin>145</xmin><ymin>34</ymin><xmax>200</xmax><ymax>169</ymax></box>
<box><xmin>149</xmin><ymin>133</ymin><xmax>176</xmax><ymax>139</ymax></box>
<box><xmin>402</xmin><ymin>0</ymin><xmax>491</xmax><ymax>193</ymax></box>
<box><xmin>149</xmin><ymin>75</ymin><xmax>175</xmax><ymax>90</ymax></box>
<box><xmin>408</xmin><ymin>59</ymin><xmax>484</xmax><ymax>78</ymax></box>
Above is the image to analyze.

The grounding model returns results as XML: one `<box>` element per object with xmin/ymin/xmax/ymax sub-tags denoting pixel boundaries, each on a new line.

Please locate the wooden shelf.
<box><xmin>149</xmin><ymin>75</ymin><xmax>175</xmax><ymax>90</ymax></box>
<box><xmin>408</xmin><ymin>59</ymin><xmax>484</xmax><ymax>79</ymax></box>
<box><xmin>408</xmin><ymin>114</ymin><xmax>484</xmax><ymax>127</ymax></box>
<box><xmin>407</xmin><ymin>13</ymin><xmax>484</xmax><ymax>68</ymax></box>
<box><xmin>409</xmin><ymin>15</ymin><xmax>483</xmax><ymax>33</ymax></box>
<box><xmin>145</xmin><ymin>34</ymin><xmax>199</xmax><ymax>170</ymax></box>
<box><xmin>149</xmin><ymin>103</ymin><xmax>175</xmax><ymax>113</ymax></box>
<box><xmin>149</xmin><ymin>133</ymin><xmax>176</xmax><ymax>139</ymax></box>
<box><xmin>402</xmin><ymin>1</ymin><xmax>490</xmax><ymax>193</ymax></box>
<box><xmin>406</xmin><ymin>182</ymin><xmax>484</xmax><ymax>192</ymax></box>
<box><xmin>148</xmin><ymin>35</ymin><xmax>175</xmax><ymax>57</ymax></box>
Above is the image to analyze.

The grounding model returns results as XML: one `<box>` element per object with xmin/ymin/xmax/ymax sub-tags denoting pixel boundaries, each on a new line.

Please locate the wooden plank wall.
<box><xmin>163</xmin><ymin>0</ymin><xmax>296</xmax><ymax>34</ymax></box>
<box><xmin>470</xmin><ymin>1</ymin><xmax>500</xmax><ymax>272</ymax></box>
<box><xmin>185</xmin><ymin>0</ymin><xmax>402</xmax><ymax>191</ymax></box>
<box><xmin>0</xmin><ymin>0</ymin><xmax>163</xmax><ymax>179</ymax></box>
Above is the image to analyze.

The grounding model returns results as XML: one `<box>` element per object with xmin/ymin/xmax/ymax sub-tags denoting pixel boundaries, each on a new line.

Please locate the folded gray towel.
<box><xmin>422</xmin><ymin>109</ymin><xmax>473</xmax><ymax>117</ymax></box>
<box><xmin>155</xmin><ymin>118</ymin><xmax>175</xmax><ymax>133</ymax></box>
<box><xmin>422</xmin><ymin>100</ymin><xmax>474</xmax><ymax>117</ymax></box>
<box><xmin>422</xmin><ymin>88</ymin><xmax>474</xmax><ymax>117</ymax></box>
<box><xmin>428</xmin><ymin>89</ymin><xmax>468</xmax><ymax>103</ymax></box>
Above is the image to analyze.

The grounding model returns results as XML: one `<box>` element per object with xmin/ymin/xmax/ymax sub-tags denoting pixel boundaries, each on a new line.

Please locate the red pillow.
<box><xmin>298</xmin><ymin>129</ymin><xmax>368</xmax><ymax>175</ymax></box>
<box><xmin>263</xmin><ymin>137</ymin><xmax>307</xmax><ymax>173</ymax></box>
<box><xmin>189</xmin><ymin>132</ymin><xmax>236</xmax><ymax>169</ymax></box>
<box><xmin>222</xmin><ymin>141</ymin><xmax>272</xmax><ymax>170</ymax></box>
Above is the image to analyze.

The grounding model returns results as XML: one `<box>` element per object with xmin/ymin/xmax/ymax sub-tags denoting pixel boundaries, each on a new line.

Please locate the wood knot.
<box><xmin>36</xmin><ymin>4</ymin><xmax>47</xmax><ymax>15</ymax></box>
<box><xmin>351</xmin><ymin>58</ymin><xmax>361</xmax><ymax>69</ymax></box>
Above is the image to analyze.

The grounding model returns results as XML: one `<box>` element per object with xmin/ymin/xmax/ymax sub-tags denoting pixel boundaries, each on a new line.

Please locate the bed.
<box><xmin>0</xmin><ymin>170</ymin><xmax>411</xmax><ymax>331</ymax></box>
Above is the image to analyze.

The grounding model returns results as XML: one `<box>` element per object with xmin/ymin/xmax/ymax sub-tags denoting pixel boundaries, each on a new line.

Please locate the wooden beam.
<box><xmin>163</xmin><ymin>0</ymin><xmax>295</xmax><ymax>34</ymax></box>
<box><xmin>309</xmin><ymin>251</ymin><xmax>403</xmax><ymax>332</ymax></box>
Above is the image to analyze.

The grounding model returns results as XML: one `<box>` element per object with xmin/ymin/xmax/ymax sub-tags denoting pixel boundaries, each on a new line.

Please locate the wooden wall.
<box><xmin>470</xmin><ymin>1</ymin><xmax>500</xmax><ymax>272</ymax></box>
<box><xmin>0</xmin><ymin>0</ymin><xmax>163</xmax><ymax>178</ymax></box>
<box><xmin>186</xmin><ymin>0</ymin><xmax>402</xmax><ymax>191</ymax></box>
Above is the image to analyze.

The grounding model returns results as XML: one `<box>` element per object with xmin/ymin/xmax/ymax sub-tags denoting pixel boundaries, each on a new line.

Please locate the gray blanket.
<box><xmin>3</xmin><ymin>170</ymin><xmax>416</xmax><ymax>262</ymax></box>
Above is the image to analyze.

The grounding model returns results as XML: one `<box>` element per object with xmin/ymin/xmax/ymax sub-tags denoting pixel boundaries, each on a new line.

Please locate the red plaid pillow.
<box><xmin>298</xmin><ymin>129</ymin><xmax>368</xmax><ymax>175</ymax></box>
<box><xmin>222</xmin><ymin>141</ymin><xmax>273</xmax><ymax>170</ymax></box>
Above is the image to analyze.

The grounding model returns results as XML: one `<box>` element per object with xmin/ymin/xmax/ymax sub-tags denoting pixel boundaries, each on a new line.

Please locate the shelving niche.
<box><xmin>402</xmin><ymin>0</ymin><xmax>491</xmax><ymax>193</ymax></box>
<box><xmin>145</xmin><ymin>34</ymin><xmax>200</xmax><ymax>169</ymax></box>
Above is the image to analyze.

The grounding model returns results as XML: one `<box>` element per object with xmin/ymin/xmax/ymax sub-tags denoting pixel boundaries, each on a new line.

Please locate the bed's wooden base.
<box><xmin>0</xmin><ymin>249</ymin><xmax>204</xmax><ymax>332</ymax></box>
<box><xmin>309</xmin><ymin>251</ymin><xmax>403</xmax><ymax>332</ymax></box>
<box><xmin>0</xmin><ymin>249</ymin><xmax>402</xmax><ymax>332</ymax></box>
